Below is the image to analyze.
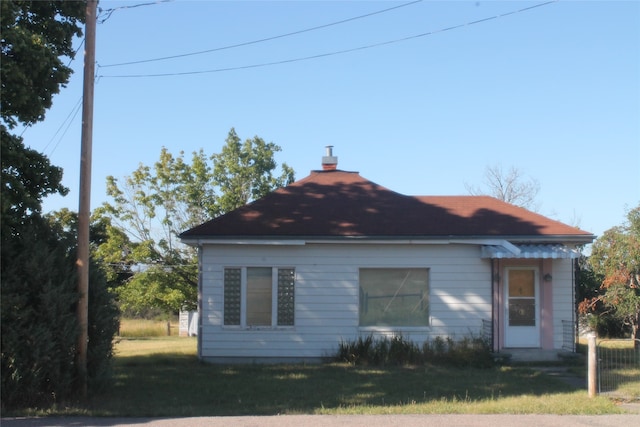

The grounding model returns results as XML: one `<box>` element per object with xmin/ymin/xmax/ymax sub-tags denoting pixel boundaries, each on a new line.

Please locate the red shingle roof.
<box><xmin>180</xmin><ymin>170</ymin><xmax>593</xmax><ymax>241</ymax></box>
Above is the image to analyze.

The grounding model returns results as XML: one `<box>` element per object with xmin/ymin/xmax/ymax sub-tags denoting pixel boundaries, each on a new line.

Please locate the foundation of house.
<box><xmin>498</xmin><ymin>348</ymin><xmax>581</xmax><ymax>363</ymax></box>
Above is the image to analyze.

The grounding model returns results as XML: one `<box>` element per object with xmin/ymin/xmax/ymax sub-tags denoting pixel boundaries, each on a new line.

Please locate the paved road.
<box><xmin>3</xmin><ymin>414</ymin><xmax>640</xmax><ymax>427</ymax></box>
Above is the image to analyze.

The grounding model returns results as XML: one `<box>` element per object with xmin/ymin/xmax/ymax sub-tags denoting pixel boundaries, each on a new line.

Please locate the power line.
<box><xmin>99</xmin><ymin>0</ymin><xmax>423</xmax><ymax>68</ymax></box>
<box><xmin>19</xmin><ymin>37</ymin><xmax>85</xmax><ymax>139</ymax></box>
<box><xmin>99</xmin><ymin>1</ymin><xmax>557</xmax><ymax>79</ymax></box>
<box><xmin>19</xmin><ymin>2</ymin><xmax>170</xmax><ymax>152</ymax></box>
<box><xmin>98</xmin><ymin>0</ymin><xmax>174</xmax><ymax>24</ymax></box>
<box><xmin>46</xmin><ymin>97</ymin><xmax>83</xmax><ymax>156</ymax></box>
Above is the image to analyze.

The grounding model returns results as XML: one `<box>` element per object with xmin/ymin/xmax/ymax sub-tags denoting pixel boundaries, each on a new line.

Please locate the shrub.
<box><xmin>1</xmin><ymin>218</ymin><xmax>119</xmax><ymax>409</ymax></box>
<box><xmin>87</xmin><ymin>259</ymin><xmax>120</xmax><ymax>393</ymax></box>
<box><xmin>423</xmin><ymin>335</ymin><xmax>494</xmax><ymax>368</ymax></box>
<box><xmin>337</xmin><ymin>334</ymin><xmax>493</xmax><ymax>368</ymax></box>
<box><xmin>337</xmin><ymin>335</ymin><xmax>374</xmax><ymax>365</ymax></box>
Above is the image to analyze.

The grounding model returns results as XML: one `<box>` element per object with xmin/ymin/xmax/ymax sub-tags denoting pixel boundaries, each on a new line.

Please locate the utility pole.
<box><xmin>77</xmin><ymin>0</ymin><xmax>97</xmax><ymax>398</ymax></box>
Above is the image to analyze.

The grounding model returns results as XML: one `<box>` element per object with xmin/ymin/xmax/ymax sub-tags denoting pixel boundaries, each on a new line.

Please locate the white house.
<box><xmin>180</xmin><ymin>148</ymin><xmax>594</xmax><ymax>363</ymax></box>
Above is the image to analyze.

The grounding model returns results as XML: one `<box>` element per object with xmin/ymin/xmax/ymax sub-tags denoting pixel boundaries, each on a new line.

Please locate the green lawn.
<box><xmin>31</xmin><ymin>337</ymin><xmax>626</xmax><ymax>417</ymax></box>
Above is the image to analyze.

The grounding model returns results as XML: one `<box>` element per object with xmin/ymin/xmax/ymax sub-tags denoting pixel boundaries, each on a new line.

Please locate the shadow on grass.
<box><xmin>82</xmin><ymin>352</ymin><xmax>593</xmax><ymax>417</ymax></box>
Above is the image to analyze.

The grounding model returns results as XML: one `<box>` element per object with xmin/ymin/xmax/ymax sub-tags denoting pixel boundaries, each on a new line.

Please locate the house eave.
<box><xmin>180</xmin><ymin>234</ymin><xmax>593</xmax><ymax>247</ymax></box>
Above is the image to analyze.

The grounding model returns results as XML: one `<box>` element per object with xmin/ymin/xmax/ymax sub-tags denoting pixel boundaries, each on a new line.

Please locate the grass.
<box><xmin>117</xmin><ymin>317</ymin><xmax>179</xmax><ymax>337</ymax></box>
<box><xmin>13</xmin><ymin>337</ymin><xmax>631</xmax><ymax>417</ymax></box>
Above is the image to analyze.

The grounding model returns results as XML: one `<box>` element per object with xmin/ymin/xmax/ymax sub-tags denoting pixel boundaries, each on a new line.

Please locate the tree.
<box><xmin>466</xmin><ymin>164</ymin><xmax>540</xmax><ymax>210</ymax></box>
<box><xmin>213</xmin><ymin>128</ymin><xmax>295</xmax><ymax>214</ymax></box>
<box><xmin>1</xmin><ymin>211</ymin><xmax>119</xmax><ymax>408</ymax></box>
<box><xmin>1</xmin><ymin>0</ymin><xmax>84</xmax><ymax>221</ymax></box>
<box><xmin>44</xmin><ymin>209</ymin><xmax>120</xmax><ymax>393</ymax></box>
<box><xmin>1</xmin><ymin>1</ymin><xmax>119</xmax><ymax>407</ymax></box>
<box><xmin>101</xmin><ymin>148</ymin><xmax>212</xmax><ymax>315</ymax></box>
<box><xmin>91</xmin><ymin>214</ymin><xmax>137</xmax><ymax>290</ymax></box>
<box><xmin>580</xmin><ymin>204</ymin><xmax>640</xmax><ymax>345</ymax></box>
<box><xmin>45</xmin><ymin>208</ymin><xmax>136</xmax><ymax>290</ymax></box>
<box><xmin>1</xmin><ymin>128</ymin><xmax>68</xmax><ymax>234</ymax></box>
<box><xmin>1</xmin><ymin>0</ymin><xmax>85</xmax><ymax>128</ymax></box>
<box><xmin>1</xmin><ymin>0</ymin><xmax>79</xmax><ymax>247</ymax></box>
<box><xmin>102</xmin><ymin>128</ymin><xmax>295</xmax><ymax>315</ymax></box>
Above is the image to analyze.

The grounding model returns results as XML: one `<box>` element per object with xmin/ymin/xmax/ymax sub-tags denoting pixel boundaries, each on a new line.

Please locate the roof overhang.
<box><xmin>181</xmin><ymin>237</ymin><xmax>527</xmax><ymax>250</ymax></box>
<box><xmin>480</xmin><ymin>243</ymin><xmax>582</xmax><ymax>259</ymax></box>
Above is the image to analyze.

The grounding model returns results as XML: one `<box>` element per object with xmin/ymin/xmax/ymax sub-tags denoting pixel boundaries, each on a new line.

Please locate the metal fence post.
<box><xmin>588</xmin><ymin>333</ymin><xmax>597</xmax><ymax>397</ymax></box>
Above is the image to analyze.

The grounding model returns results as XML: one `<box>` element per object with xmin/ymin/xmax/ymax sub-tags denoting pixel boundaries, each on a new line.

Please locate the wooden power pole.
<box><xmin>77</xmin><ymin>0</ymin><xmax>97</xmax><ymax>398</ymax></box>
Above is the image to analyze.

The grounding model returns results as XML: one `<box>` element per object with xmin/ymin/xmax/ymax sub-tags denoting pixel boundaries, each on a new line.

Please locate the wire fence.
<box><xmin>597</xmin><ymin>339</ymin><xmax>640</xmax><ymax>398</ymax></box>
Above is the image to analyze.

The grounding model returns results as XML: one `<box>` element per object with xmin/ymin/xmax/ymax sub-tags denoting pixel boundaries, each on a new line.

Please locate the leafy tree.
<box><xmin>46</xmin><ymin>208</ymin><xmax>136</xmax><ymax>290</ymax></box>
<box><xmin>0</xmin><ymin>0</ymin><xmax>77</xmax><ymax>244</ymax></box>
<box><xmin>213</xmin><ymin>128</ymin><xmax>295</xmax><ymax>214</ymax></box>
<box><xmin>1</xmin><ymin>128</ymin><xmax>68</xmax><ymax>233</ymax></box>
<box><xmin>102</xmin><ymin>128</ymin><xmax>295</xmax><ymax>315</ymax></box>
<box><xmin>1</xmin><ymin>0</ymin><xmax>85</xmax><ymax>128</ymax></box>
<box><xmin>580</xmin><ymin>205</ymin><xmax>640</xmax><ymax>345</ymax></box>
<box><xmin>101</xmin><ymin>148</ymin><xmax>212</xmax><ymax>315</ymax></box>
<box><xmin>1</xmin><ymin>1</ymin><xmax>119</xmax><ymax>407</ymax></box>
<box><xmin>91</xmin><ymin>215</ymin><xmax>137</xmax><ymax>290</ymax></box>
<box><xmin>573</xmin><ymin>252</ymin><xmax>619</xmax><ymax>336</ymax></box>
<box><xmin>465</xmin><ymin>164</ymin><xmax>540</xmax><ymax>210</ymax></box>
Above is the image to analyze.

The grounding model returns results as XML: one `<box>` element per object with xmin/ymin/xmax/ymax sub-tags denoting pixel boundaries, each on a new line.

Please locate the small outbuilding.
<box><xmin>180</xmin><ymin>148</ymin><xmax>594</xmax><ymax>362</ymax></box>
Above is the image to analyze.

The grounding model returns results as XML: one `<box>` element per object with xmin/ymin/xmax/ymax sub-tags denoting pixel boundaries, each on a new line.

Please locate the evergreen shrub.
<box><xmin>1</xmin><ymin>218</ymin><xmax>119</xmax><ymax>409</ymax></box>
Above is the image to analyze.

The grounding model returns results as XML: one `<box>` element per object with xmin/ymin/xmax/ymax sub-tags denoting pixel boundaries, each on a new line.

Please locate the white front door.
<box><xmin>504</xmin><ymin>267</ymin><xmax>540</xmax><ymax>347</ymax></box>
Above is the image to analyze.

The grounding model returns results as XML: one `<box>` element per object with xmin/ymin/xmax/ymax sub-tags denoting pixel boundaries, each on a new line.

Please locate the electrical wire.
<box><xmin>99</xmin><ymin>1</ymin><xmax>557</xmax><ymax>79</ymax></box>
<box><xmin>99</xmin><ymin>0</ymin><xmax>423</xmax><ymax>68</ymax></box>
<box><xmin>17</xmin><ymin>1</ymin><xmax>171</xmax><ymax>149</ymax></box>
<box><xmin>18</xmin><ymin>38</ymin><xmax>85</xmax><ymax>139</ymax></box>
<box><xmin>98</xmin><ymin>0</ymin><xmax>174</xmax><ymax>24</ymax></box>
<box><xmin>46</xmin><ymin>97</ymin><xmax>83</xmax><ymax>156</ymax></box>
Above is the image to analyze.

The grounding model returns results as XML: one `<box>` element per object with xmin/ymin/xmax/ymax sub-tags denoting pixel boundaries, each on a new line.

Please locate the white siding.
<box><xmin>552</xmin><ymin>258</ymin><xmax>575</xmax><ymax>349</ymax></box>
<box><xmin>198</xmin><ymin>243</ymin><xmax>493</xmax><ymax>362</ymax></box>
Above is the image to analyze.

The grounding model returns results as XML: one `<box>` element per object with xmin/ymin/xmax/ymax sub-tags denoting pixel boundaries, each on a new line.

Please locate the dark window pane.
<box><xmin>277</xmin><ymin>269</ymin><xmax>295</xmax><ymax>326</ymax></box>
<box><xmin>359</xmin><ymin>268</ymin><xmax>429</xmax><ymax>327</ymax></box>
<box><xmin>247</xmin><ymin>267</ymin><xmax>272</xmax><ymax>326</ymax></box>
<box><xmin>224</xmin><ymin>268</ymin><xmax>241</xmax><ymax>325</ymax></box>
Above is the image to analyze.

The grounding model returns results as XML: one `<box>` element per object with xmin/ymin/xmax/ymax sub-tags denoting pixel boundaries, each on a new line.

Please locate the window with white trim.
<box><xmin>359</xmin><ymin>268</ymin><xmax>429</xmax><ymax>327</ymax></box>
<box><xmin>223</xmin><ymin>267</ymin><xmax>295</xmax><ymax>327</ymax></box>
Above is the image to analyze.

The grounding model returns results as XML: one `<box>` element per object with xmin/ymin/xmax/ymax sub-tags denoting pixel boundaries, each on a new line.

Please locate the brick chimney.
<box><xmin>322</xmin><ymin>146</ymin><xmax>338</xmax><ymax>171</ymax></box>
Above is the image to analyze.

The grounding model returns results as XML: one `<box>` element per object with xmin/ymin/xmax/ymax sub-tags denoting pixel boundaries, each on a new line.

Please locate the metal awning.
<box><xmin>481</xmin><ymin>244</ymin><xmax>581</xmax><ymax>259</ymax></box>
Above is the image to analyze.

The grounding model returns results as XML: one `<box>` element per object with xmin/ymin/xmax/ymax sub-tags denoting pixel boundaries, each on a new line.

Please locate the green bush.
<box><xmin>337</xmin><ymin>334</ymin><xmax>493</xmax><ymax>368</ymax></box>
<box><xmin>1</xmin><ymin>218</ymin><xmax>119</xmax><ymax>409</ymax></box>
<box><xmin>87</xmin><ymin>259</ymin><xmax>120</xmax><ymax>393</ymax></box>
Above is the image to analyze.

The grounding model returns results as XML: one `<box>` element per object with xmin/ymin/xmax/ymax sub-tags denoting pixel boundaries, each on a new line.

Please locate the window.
<box><xmin>359</xmin><ymin>268</ymin><xmax>429</xmax><ymax>327</ymax></box>
<box><xmin>507</xmin><ymin>269</ymin><xmax>536</xmax><ymax>327</ymax></box>
<box><xmin>277</xmin><ymin>269</ymin><xmax>295</xmax><ymax>326</ymax></box>
<box><xmin>247</xmin><ymin>267</ymin><xmax>272</xmax><ymax>326</ymax></box>
<box><xmin>224</xmin><ymin>268</ymin><xmax>241</xmax><ymax>325</ymax></box>
<box><xmin>223</xmin><ymin>267</ymin><xmax>295</xmax><ymax>327</ymax></box>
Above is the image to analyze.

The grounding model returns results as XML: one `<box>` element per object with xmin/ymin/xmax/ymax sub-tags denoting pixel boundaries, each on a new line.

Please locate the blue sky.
<box><xmin>20</xmin><ymin>0</ymin><xmax>639</xmax><ymax>239</ymax></box>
